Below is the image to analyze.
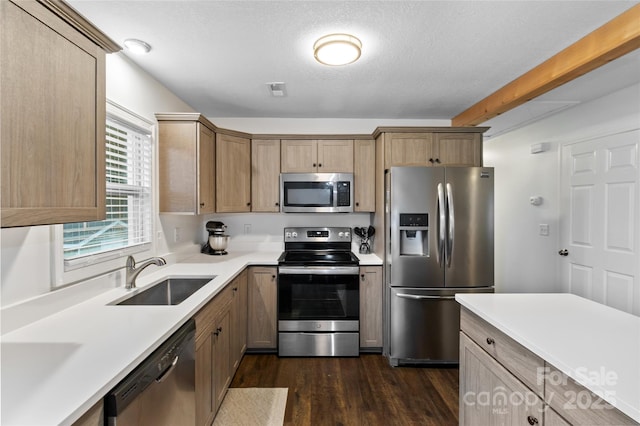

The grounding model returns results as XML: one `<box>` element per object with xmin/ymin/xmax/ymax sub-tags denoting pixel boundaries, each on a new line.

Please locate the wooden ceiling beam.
<box><xmin>451</xmin><ymin>4</ymin><xmax>640</xmax><ymax>127</ymax></box>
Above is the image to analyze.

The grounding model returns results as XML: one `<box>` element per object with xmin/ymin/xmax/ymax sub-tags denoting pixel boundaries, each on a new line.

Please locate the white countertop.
<box><xmin>456</xmin><ymin>293</ymin><xmax>640</xmax><ymax>423</ymax></box>
<box><xmin>0</xmin><ymin>249</ymin><xmax>382</xmax><ymax>426</ymax></box>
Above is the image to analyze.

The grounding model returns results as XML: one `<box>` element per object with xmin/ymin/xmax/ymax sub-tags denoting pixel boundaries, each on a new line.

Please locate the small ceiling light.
<box><xmin>313</xmin><ymin>33</ymin><xmax>362</xmax><ymax>66</ymax></box>
<box><xmin>123</xmin><ymin>38</ymin><xmax>151</xmax><ymax>54</ymax></box>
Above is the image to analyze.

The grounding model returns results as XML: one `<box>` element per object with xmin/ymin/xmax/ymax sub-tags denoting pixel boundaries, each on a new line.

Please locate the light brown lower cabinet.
<box><xmin>460</xmin><ymin>307</ymin><xmax>638</xmax><ymax>426</ymax></box>
<box><xmin>459</xmin><ymin>332</ymin><xmax>544</xmax><ymax>425</ymax></box>
<box><xmin>195</xmin><ymin>271</ymin><xmax>247</xmax><ymax>426</ymax></box>
<box><xmin>359</xmin><ymin>266</ymin><xmax>383</xmax><ymax>349</ymax></box>
<box><xmin>247</xmin><ymin>267</ymin><xmax>278</xmax><ymax>350</ymax></box>
<box><xmin>230</xmin><ymin>269</ymin><xmax>248</xmax><ymax>372</ymax></box>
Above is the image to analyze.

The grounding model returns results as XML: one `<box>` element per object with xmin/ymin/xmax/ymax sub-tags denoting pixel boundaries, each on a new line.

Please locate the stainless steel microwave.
<box><xmin>280</xmin><ymin>173</ymin><xmax>354</xmax><ymax>213</ymax></box>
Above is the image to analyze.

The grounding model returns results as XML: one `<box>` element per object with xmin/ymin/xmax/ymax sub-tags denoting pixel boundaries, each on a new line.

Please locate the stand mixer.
<box><xmin>201</xmin><ymin>221</ymin><xmax>229</xmax><ymax>255</ymax></box>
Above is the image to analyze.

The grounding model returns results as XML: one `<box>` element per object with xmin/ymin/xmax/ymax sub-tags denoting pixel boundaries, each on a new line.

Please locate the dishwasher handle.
<box><xmin>155</xmin><ymin>354</ymin><xmax>179</xmax><ymax>383</ymax></box>
<box><xmin>395</xmin><ymin>293</ymin><xmax>456</xmax><ymax>300</ymax></box>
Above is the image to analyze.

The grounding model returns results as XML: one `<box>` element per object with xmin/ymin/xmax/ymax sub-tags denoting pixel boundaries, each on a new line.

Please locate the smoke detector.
<box><xmin>266</xmin><ymin>82</ymin><xmax>286</xmax><ymax>97</ymax></box>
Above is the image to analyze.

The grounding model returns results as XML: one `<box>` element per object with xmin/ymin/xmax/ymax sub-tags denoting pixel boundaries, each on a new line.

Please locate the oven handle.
<box><xmin>278</xmin><ymin>266</ymin><xmax>360</xmax><ymax>275</ymax></box>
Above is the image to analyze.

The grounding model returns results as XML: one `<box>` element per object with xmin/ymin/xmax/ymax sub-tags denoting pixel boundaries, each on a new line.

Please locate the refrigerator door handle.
<box><xmin>395</xmin><ymin>293</ymin><xmax>456</xmax><ymax>300</ymax></box>
<box><xmin>446</xmin><ymin>182</ymin><xmax>455</xmax><ymax>267</ymax></box>
<box><xmin>437</xmin><ymin>183</ymin><xmax>446</xmax><ymax>266</ymax></box>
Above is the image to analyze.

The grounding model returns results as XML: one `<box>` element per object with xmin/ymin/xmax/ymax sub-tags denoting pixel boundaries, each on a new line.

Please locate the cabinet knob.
<box><xmin>429</xmin><ymin>158</ymin><xmax>435</xmax><ymax>163</ymax></box>
<box><xmin>200</xmin><ymin>202</ymin><xmax>205</xmax><ymax>207</ymax></box>
<box><xmin>233</xmin><ymin>287</ymin><xmax>238</xmax><ymax>292</ymax></box>
<box><xmin>527</xmin><ymin>415</ymin><xmax>539</xmax><ymax>425</ymax></box>
<box><xmin>558</xmin><ymin>249</ymin><xmax>569</xmax><ymax>256</ymax></box>
<box><xmin>435</xmin><ymin>158</ymin><xmax>441</xmax><ymax>164</ymax></box>
<box><xmin>360</xmin><ymin>274</ymin><xmax>365</xmax><ymax>280</ymax></box>
<box><xmin>214</xmin><ymin>326</ymin><xmax>222</xmax><ymax>336</ymax></box>
<box><xmin>355</xmin><ymin>202</ymin><xmax>360</xmax><ymax>206</ymax></box>
<box><xmin>275</xmin><ymin>202</ymin><xmax>279</xmax><ymax>206</ymax></box>
<box><xmin>247</xmin><ymin>202</ymin><xmax>251</xmax><ymax>206</ymax></box>
<box><xmin>486</xmin><ymin>337</ymin><xmax>495</xmax><ymax>345</ymax></box>
<box><xmin>318</xmin><ymin>163</ymin><xmax>322</xmax><ymax>167</ymax></box>
<box><xmin>271</xmin><ymin>275</ymin><xmax>276</xmax><ymax>279</ymax></box>
<box><xmin>312</xmin><ymin>163</ymin><xmax>317</xmax><ymax>167</ymax></box>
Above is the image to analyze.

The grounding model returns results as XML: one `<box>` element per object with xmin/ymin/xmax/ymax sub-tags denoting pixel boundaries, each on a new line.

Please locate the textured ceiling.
<box><xmin>69</xmin><ymin>1</ymin><xmax>640</xmax><ymax>122</ymax></box>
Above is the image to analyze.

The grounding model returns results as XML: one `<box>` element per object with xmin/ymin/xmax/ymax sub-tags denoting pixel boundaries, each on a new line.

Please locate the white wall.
<box><xmin>484</xmin><ymin>83</ymin><xmax>640</xmax><ymax>294</ymax></box>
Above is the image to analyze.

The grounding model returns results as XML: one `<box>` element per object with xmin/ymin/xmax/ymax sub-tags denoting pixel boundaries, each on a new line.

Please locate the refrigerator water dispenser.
<box><xmin>399</xmin><ymin>213</ymin><xmax>429</xmax><ymax>256</ymax></box>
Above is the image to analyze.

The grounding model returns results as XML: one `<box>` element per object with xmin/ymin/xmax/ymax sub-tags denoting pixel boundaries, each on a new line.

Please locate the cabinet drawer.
<box><xmin>460</xmin><ymin>308</ymin><xmax>544</xmax><ymax>397</ymax></box>
<box><xmin>544</xmin><ymin>365</ymin><xmax>637</xmax><ymax>425</ymax></box>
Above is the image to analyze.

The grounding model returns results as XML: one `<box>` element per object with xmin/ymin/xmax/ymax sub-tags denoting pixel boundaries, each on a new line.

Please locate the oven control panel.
<box><xmin>284</xmin><ymin>227</ymin><xmax>352</xmax><ymax>242</ymax></box>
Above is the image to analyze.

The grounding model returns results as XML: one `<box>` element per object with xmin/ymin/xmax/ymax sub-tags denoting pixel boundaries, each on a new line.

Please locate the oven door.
<box><xmin>277</xmin><ymin>266</ymin><xmax>359</xmax><ymax>331</ymax></box>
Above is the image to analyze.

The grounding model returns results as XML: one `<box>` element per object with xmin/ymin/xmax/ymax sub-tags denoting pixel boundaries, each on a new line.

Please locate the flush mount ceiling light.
<box><xmin>313</xmin><ymin>33</ymin><xmax>362</xmax><ymax>66</ymax></box>
<box><xmin>123</xmin><ymin>38</ymin><xmax>151</xmax><ymax>54</ymax></box>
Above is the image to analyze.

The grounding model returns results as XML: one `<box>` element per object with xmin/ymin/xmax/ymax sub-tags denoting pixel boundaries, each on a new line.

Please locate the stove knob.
<box><xmin>292</xmin><ymin>232</ymin><xmax>298</xmax><ymax>238</ymax></box>
<box><xmin>345</xmin><ymin>231</ymin><xmax>350</xmax><ymax>239</ymax></box>
<box><xmin>285</xmin><ymin>232</ymin><xmax>291</xmax><ymax>238</ymax></box>
<box><xmin>338</xmin><ymin>232</ymin><xmax>344</xmax><ymax>238</ymax></box>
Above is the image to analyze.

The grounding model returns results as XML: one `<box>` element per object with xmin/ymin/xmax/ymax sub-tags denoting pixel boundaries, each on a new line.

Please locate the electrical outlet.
<box><xmin>244</xmin><ymin>224</ymin><xmax>251</xmax><ymax>234</ymax></box>
<box><xmin>539</xmin><ymin>224</ymin><xmax>549</xmax><ymax>236</ymax></box>
<box><xmin>174</xmin><ymin>227</ymin><xmax>181</xmax><ymax>242</ymax></box>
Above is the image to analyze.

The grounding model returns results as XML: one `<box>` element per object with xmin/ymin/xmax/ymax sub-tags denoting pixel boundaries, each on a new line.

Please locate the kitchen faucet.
<box><xmin>125</xmin><ymin>255</ymin><xmax>166</xmax><ymax>289</ymax></box>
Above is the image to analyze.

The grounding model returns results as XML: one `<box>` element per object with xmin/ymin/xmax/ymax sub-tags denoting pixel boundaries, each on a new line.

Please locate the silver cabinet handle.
<box><xmin>396</xmin><ymin>293</ymin><xmax>456</xmax><ymax>300</ymax></box>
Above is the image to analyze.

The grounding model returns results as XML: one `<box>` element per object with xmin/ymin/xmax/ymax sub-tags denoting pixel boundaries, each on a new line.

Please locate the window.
<box><xmin>62</xmin><ymin>104</ymin><xmax>153</xmax><ymax>263</ymax></box>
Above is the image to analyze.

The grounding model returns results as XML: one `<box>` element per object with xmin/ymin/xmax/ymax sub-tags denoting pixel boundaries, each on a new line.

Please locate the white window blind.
<box><xmin>63</xmin><ymin>115</ymin><xmax>152</xmax><ymax>260</ymax></box>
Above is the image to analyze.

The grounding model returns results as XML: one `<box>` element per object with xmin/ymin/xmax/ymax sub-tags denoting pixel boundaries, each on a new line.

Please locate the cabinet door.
<box><xmin>216</xmin><ymin>134</ymin><xmax>251</xmax><ymax>212</ymax></box>
<box><xmin>435</xmin><ymin>133</ymin><xmax>482</xmax><ymax>166</ymax></box>
<box><xmin>281</xmin><ymin>140</ymin><xmax>317</xmax><ymax>172</ymax></box>
<box><xmin>251</xmin><ymin>139</ymin><xmax>281</xmax><ymax>212</ymax></box>
<box><xmin>1</xmin><ymin>1</ymin><xmax>106</xmax><ymax>227</ymax></box>
<box><xmin>459</xmin><ymin>332</ymin><xmax>543</xmax><ymax>426</ymax></box>
<box><xmin>384</xmin><ymin>133</ymin><xmax>434</xmax><ymax>167</ymax></box>
<box><xmin>197</xmin><ymin>123</ymin><xmax>215</xmax><ymax>214</ymax></box>
<box><xmin>317</xmin><ymin>140</ymin><xmax>354</xmax><ymax>172</ymax></box>
<box><xmin>213</xmin><ymin>306</ymin><xmax>232</xmax><ymax>412</ymax></box>
<box><xmin>247</xmin><ymin>267</ymin><xmax>278</xmax><ymax>349</ymax></box>
<box><xmin>195</xmin><ymin>333</ymin><xmax>215</xmax><ymax>426</ymax></box>
<box><xmin>354</xmin><ymin>139</ymin><xmax>376</xmax><ymax>212</ymax></box>
<box><xmin>231</xmin><ymin>269</ymin><xmax>248</xmax><ymax>372</ymax></box>
<box><xmin>359</xmin><ymin>266</ymin><xmax>383</xmax><ymax>348</ymax></box>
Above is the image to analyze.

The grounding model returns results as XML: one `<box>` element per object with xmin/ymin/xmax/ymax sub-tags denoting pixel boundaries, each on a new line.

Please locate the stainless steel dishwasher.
<box><xmin>105</xmin><ymin>319</ymin><xmax>196</xmax><ymax>425</ymax></box>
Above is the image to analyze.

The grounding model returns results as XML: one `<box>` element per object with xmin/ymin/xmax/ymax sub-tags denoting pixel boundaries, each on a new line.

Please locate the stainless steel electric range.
<box><xmin>277</xmin><ymin>227</ymin><xmax>360</xmax><ymax>357</ymax></box>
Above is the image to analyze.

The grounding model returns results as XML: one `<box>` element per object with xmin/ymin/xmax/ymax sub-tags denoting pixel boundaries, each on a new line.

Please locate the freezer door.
<box><xmin>388</xmin><ymin>167</ymin><xmax>445</xmax><ymax>287</ymax></box>
<box><xmin>444</xmin><ymin>167</ymin><xmax>494</xmax><ymax>288</ymax></box>
<box><xmin>388</xmin><ymin>287</ymin><xmax>493</xmax><ymax>365</ymax></box>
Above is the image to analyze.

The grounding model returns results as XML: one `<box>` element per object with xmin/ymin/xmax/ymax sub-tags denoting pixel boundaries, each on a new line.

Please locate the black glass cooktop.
<box><xmin>278</xmin><ymin>250</ymin><xmax>359</xmax><ymax>266</ymax></box>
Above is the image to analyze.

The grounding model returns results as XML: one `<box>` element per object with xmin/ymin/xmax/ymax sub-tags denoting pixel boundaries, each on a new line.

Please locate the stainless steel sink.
<box><xmin>114</xmin><ymin>276</ymin><xmax>215</xmax><ymax>306</ymax></box>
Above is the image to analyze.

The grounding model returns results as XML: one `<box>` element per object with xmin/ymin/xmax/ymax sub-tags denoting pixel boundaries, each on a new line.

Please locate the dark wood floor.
<box><xmin>230</xmin><ymin>354</ymin><xmax>459</xmax><ymax>425</ymax></box>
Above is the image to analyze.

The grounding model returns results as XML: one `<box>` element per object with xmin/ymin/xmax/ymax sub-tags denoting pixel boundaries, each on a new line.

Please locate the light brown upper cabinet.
<box><xmin>216</xmin><ymin>133</ymin><xmax>251</xmax><ymax>212</ymax></box>
<box><xmin>157</xmin><ymin>114</ymin><xmax>216</xmax><ymax>214</ymax></box>
<box><xmin>1</xmin><ymin>0</ymin><xmax>119</xmax><ymax>227</ymax></box>
<box><xmin>434</xmin><ymin>132</ymin><xmax>483</xmax><ymax>166</ymax></box>
<box><xmin>251</xmin><ymin>139</ymin><xmax>281</xmax><ymax>212</ymax></box>
<box><xmin>354</xmin><ymin>139</ymin><xmax>376</xmax><ymax>212</ymax></box>
<box><xmin>281</xmin><ymin>139</ymin><xmax>354</xmax><ymax>173</ymax></box>
<box><xmin>383</xmin><ymin>129</ymin><xmax>485</xmax><ymax>168</ymax></box>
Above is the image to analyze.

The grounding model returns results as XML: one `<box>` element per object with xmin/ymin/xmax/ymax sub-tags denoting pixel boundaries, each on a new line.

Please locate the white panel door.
<box><xmin>559</xmin><ymin>130</ymin><xmax>639</xmax><ymax>315</ymax></box>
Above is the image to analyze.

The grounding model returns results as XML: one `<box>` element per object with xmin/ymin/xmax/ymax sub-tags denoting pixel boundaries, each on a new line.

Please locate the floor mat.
<box><xmin>213</xmin><ymin>387</ymin><xmax>288</xmax><ymax>426</ymax></box>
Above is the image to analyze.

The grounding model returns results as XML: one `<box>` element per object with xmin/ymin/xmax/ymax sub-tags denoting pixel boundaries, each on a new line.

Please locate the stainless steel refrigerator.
<box><xmin>385</xmin><ymin>166</ymin><xmax>494</xmax><ymax>366</ymax></box>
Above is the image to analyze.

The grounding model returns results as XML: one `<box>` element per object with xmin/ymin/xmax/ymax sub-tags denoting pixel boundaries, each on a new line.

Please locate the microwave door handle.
<box><xmin>437</xmin><ymin>183</ymin><xmax>445</xmax><ymax>267</ymax></box>
<box><xmin>446</xmin><ymin>182</ymin><xmax>454</xmax><ymax>268</ymax></box>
